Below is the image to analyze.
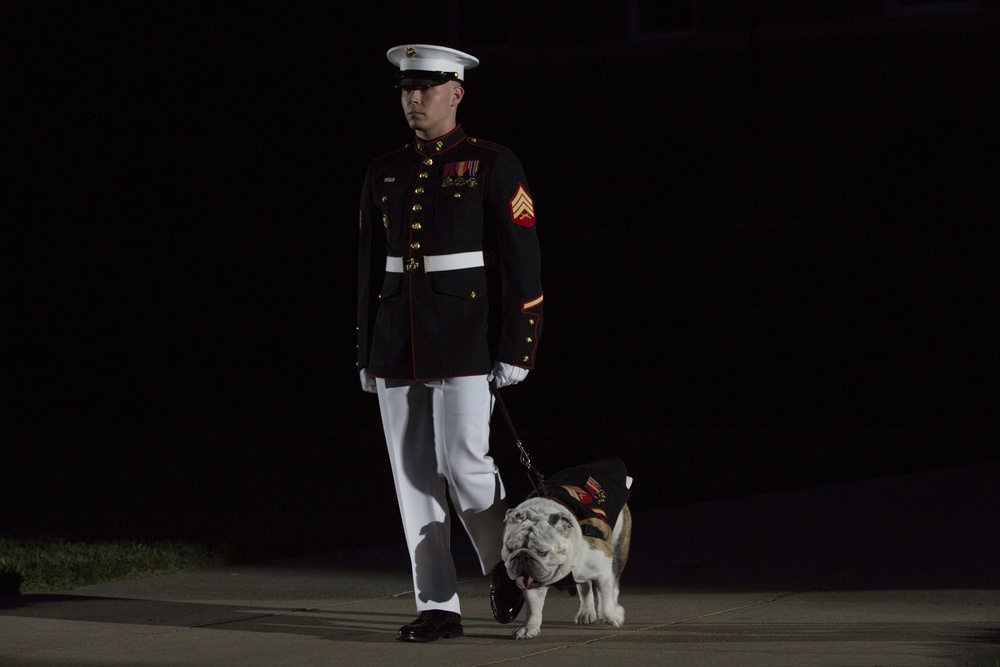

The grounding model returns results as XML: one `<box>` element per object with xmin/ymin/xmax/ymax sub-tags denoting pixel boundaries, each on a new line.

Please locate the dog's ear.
<box><xmin>548</xmin><ymin>513</ymin><xmax>575</xmax><ymax>536</ymax></box>
<box><xmin>506</xmin><ymin>508</ymin><xmax>527</xmax><ymax>524</ymax></box>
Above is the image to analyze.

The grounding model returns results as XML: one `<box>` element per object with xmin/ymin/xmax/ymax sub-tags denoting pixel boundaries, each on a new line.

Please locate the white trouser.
<box><xmin>377</xmin><ymin>375</ymin><xmax>509</xmax><ymax>614</ymax></box>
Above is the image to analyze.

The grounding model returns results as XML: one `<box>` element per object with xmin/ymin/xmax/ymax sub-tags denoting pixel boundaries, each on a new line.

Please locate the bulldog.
<box><xmin>500</xmin><ymin>457</ymin><xmax>632</xmax><ymax>639</ymax></box>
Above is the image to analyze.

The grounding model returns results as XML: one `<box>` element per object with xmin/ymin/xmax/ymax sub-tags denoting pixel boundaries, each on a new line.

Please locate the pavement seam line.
<box><xmin>605</xmin><ymin>594</ymin><xmax>791</xmax><ymax>636</ymax></box>
<box><xmin>467</xmin><ymin>594</ymin><xmax>794</xmax><ymax>665</ymax></box>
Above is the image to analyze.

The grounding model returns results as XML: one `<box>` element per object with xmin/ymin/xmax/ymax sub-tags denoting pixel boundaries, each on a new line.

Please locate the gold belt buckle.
<box><xmin>404</xmin><ymin>256</ymin><xmax>422</xmax><ymax>273</ymax></box>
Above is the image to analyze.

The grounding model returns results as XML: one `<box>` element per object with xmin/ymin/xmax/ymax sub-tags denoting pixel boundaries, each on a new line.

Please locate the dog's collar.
<box><xmin>580</xmin><ymin>524</ymin><xmax>605</xmax><ymax>540</ymax></box>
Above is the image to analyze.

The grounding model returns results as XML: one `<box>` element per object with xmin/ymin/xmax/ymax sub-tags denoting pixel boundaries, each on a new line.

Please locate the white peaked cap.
<box><xmin>386</xmin><ymin>44</ymin><xmax>479</xmax><ymax>84</ymax></box>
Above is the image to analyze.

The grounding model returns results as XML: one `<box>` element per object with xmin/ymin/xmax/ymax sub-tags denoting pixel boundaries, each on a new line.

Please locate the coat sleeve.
<box><xmin>356</xmin><ymin>163</ymin><xmax>385</xmax><ymax>372</ymax></box>
<box><xmin>487</xmin><ymin>149</ymin><xmax>543</xmax><ymax>369</ymax></box>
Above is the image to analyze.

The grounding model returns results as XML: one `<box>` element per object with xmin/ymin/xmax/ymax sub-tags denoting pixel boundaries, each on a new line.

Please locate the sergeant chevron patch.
<box><xmin>509</xmin><ymin>184</ymin><xmax>536</xmax><ymax>227</ymax></box>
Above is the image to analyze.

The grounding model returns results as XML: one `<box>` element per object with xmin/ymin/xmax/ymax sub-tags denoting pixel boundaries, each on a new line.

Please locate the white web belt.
<box><xmin>385</xmin><ymin>251</ymin><xmax>484</xmax><ymax>273</ymax></box>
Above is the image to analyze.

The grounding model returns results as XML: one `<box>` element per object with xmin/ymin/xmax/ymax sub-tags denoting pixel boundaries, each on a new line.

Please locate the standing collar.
<box><xmin>411</xmin><ymin>125</ymin><xmax>467</xmax><ymax>157</ymax></box>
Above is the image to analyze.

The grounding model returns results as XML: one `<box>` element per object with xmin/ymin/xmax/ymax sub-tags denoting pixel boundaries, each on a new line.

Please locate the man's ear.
<box><xmin>452</xmin><ymin>84</ymin><xmax>465</xmax><ymax>107</ymax></box>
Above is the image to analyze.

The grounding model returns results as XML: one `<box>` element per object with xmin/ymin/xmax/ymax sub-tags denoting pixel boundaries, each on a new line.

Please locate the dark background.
<box><xmin>4</xmin><ymin>1</ymin><xmax>998</xmax><ymax>558</ymax></box>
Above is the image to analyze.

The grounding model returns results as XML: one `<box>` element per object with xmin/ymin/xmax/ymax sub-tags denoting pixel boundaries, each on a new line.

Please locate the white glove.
<box><xmin>488</xmin><ymin>362</ymin><xmax>528</xmax><ymax>389</ymax></box>
<box><xmin>359</xmin><ymin>368</ymin><xmax>377</xmax><ymax>393</ymax></box>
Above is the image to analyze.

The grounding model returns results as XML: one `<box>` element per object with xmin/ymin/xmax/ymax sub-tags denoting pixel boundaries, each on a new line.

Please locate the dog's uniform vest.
<box><xmin>529</xmin><ymin>457</ymin><xmax>630</xmax><ymax>542</ymax></box>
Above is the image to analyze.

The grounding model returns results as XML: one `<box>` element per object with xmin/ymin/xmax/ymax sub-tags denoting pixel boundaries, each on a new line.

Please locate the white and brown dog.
<box><xmin>500</xmin><ymin>457</ymin><xmax>632</xmax><ymax>639</ymax></box>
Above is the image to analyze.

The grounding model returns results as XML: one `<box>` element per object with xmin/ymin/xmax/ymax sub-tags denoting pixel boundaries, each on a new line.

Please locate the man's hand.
<box><xmin>488</xmin><ymin>362</ymin><xmax>528</xmax><ymax>389</ymax></box>
<box><xmin>359</xmin><ymin>368</ymin><xmax>377</xmax><ymax>393</ymax></box>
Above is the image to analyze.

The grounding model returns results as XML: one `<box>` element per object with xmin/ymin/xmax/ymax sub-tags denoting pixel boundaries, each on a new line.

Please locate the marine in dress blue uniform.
<box><xmin>356</xmin><ymin>44</ymin><xmax>543</xmax><ymax>642</ymax></box>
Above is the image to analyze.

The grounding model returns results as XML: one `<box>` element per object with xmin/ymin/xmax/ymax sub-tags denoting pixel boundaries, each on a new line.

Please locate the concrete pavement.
<box><xmin>2</xmin><ymin>459</ymin><xmax>998</xmax><ymax>666</ymax></box>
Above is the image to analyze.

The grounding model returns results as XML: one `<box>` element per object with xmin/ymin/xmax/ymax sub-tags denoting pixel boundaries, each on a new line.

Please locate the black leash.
<box><xmin>489</xmin><ymin>380</ymin><xmax>546</xmax><ymax>496</ymax></box>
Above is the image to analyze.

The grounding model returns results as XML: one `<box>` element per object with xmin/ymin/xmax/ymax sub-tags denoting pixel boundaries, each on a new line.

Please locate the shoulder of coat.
<box><xmin>464</xmin><ymin>136</ymin><xmax>508</xmax><ymax>154</ymax></box>
<box><xmin>370</xmin><ymin>144</ymin><xmax>410</xmax><ymax>164</ymax></box>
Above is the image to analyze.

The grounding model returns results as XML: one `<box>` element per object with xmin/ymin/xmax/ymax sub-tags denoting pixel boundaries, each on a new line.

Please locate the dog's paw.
<box><xmin>513</xmin><ymin>625</ymin><xmax>541</xmax><ymax>639</ymax></box>
<box><xmin>575</xmin><ymin>609</ymin><xmax>599</xmax><ymax>625</ymax></box>
<box><xmin>602</xmin><ymin>605</ymin><xmax>625</xmax><ymax>627</ymax></box>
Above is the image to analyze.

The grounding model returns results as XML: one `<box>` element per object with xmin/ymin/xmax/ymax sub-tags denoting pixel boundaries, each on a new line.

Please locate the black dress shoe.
<box><xmin>396</xmin><ymin>610</ymin><xmax>463</xmax><ymax>642</ymax></box>
<box><xmin>490</xmin><ymin>561</ymin><xmax>524</xmax><ymax>624</ymax></box>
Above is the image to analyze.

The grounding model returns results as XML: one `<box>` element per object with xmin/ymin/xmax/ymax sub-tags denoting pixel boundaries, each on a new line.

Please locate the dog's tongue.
<box><xmin>516</xmin><ymin>575</ymin><xmax>534</xmax><ymax>590</ymax></box>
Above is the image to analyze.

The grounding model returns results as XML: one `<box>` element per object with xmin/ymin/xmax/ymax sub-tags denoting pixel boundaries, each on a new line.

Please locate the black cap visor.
<box><xmin>395</xmin><ymin>69</ymin><xmax>462</xmax><ymax>89</ymax></box>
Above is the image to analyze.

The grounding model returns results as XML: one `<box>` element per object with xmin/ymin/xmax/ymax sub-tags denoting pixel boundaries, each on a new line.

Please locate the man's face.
<box><xmin>400</xmin><ymin>81</ymin><xmax>462</xmax><ymax>139</ymax></box>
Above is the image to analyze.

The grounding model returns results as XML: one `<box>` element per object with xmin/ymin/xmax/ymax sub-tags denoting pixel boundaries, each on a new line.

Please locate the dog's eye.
<box><xmin>537</xmin><ymin>550</ymin><xmax>548</xmax><ymax>557</ymax></box>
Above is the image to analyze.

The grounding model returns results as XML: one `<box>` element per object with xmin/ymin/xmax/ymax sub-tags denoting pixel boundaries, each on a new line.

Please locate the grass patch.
<box><xmin>0</xmin><ymin>538</ymin><xmax>227</xmax><ymax>595</ymax></box>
